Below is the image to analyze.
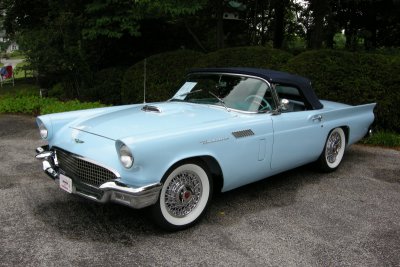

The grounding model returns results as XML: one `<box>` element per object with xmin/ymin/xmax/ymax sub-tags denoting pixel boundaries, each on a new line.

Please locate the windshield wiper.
<box><xmin>209</xmin><ymin>91</ymin><xmax>229</xmax><ymax>111</ymax></box>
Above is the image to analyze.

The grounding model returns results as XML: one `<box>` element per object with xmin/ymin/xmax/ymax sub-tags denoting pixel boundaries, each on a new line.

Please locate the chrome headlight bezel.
<box><xmin>117</xmin><ymin>141</ymin><xmax>134</xmax><ymax>169</ymax></box>
<box><xmin>37</xmin><ymin>119</ymin><xmax>48</xmax><ymax>139</ymax></box>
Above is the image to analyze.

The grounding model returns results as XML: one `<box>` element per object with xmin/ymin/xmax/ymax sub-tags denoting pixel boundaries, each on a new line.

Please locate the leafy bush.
<box><xmin>194</xmin><ymin>46</ymin><xmax>293</xmax><ymax>69</ymax></box>
<box><xmin>361</xmin><ymin>131</ymin><xmax>400</xmax><ymax>147</ymax></box>
<box><xmin>121</xmin><ymin>50</ymin><xmax>203</xmax><ymax>104</ymax></box>
<box><xmin>47</xmin><ymin>83</ymin><xmax>67</xmax><ymax>99</ymax></box>
<box><xmin>82</xmin><ymin>67</ymin><xmax>126</xmax><ymax>105</ymax></box>
<box><xmin>0</xmin><ymin>94</ymin><xmax>105</xmax><ymax>115</ymax></box>
<box><xmin>284</xmin><ymin>50</ymin><xmax>400</xmax><ymax>132</ymax></box>
<box><xmin>40</xmin><ymin>99</ymin><xmax>105</xmax><ymax>114</ymax></box>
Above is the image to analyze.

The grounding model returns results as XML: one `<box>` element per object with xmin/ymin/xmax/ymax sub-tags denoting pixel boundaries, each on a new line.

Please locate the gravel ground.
<box><xmin>0</xmin><ymin>114</ymin><xmax>399</xmax><ymax>267</ymax></box>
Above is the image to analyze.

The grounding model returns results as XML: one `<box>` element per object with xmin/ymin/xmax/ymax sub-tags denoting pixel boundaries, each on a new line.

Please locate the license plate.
<box><xmin>59</xmin><ymin>174</ymin><xmax>73</xmax><ymax>193</ymax></box>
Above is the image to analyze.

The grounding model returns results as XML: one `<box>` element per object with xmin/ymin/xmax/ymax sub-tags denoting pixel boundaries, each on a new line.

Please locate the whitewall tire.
<box><xmin>318</xmin><ymin>127</ymin><xmax>346</xmax><ymax>172</ymax></box>
<box><xmin>151</xmin><ymin>161</ymin><xmax>212</xmax><ymax>230</ymax></box>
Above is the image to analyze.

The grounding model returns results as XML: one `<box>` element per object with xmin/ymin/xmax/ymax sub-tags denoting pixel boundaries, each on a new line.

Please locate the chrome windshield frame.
<box><xmin>170</xmin><ymin>72</ymin><xmax>279</xmax><ymax>114</ymax></box>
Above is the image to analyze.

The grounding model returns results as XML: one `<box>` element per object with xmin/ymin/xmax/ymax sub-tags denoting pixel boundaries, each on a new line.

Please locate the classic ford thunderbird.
<box><xmin>35</xmin><ymin>68</ymin><xmax>375</xmax><ymax>230</ymax></box>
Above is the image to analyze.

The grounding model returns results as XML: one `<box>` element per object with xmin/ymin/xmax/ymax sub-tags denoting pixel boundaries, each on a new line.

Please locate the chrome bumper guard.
<box><xmin>35</xmin><ymin>146</ymin><xmax>162</xmax><ymax>209</ymax></box>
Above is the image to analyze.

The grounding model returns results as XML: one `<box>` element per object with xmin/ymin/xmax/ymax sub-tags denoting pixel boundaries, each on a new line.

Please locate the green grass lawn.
<box><xmin>8</xmin><ymin>51</ymin><xmax>26</xmax><ymax>59</ymax></box>
<box><xmin>0</xmin><ymin>80</ymin><xmax>39</xmax><ymax>96</ymax></box>
<box><xmin>14</xmin><ymin>61</ymin><xmax>33</xmax><ymax>79</ymax></box>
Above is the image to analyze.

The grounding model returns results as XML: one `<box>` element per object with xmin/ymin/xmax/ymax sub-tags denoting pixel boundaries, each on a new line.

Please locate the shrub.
<box><xmin>361</xmin><ymin>131</ymin><xmax>400</xmax><ymax>147</ymax></box>
<box><xmin>0</xmin><ymin>95</ymin><xmax>43</xmax><ymax>115</ymax></box>
<box><xmin>194</xmin><ymin>46</ymin><xmax>293</xmax><ymax>69</ymax></box>
<box><xmin>121</xmin><ymin>50</ymin><xmax>203</xmax><ymax>104</ymax></box>
<box><xmin>40</xmin><ymin>99</ymin><xmax>105</xmax><ymax>114</ymax></box>
<box><xmin>47</xmin><ymin>83</ymin><xmax>67</xmax><ymax>99</ymax></box>
<box><xmin>284</xmin><ymin>50</ymin><xmax>400</xmax><ymax>132</ymax></box>
<box><xmin>0</xmin><ymin>94</ymin><xmax>105</xmax><ymax>115</ymax></box>
<box><xmin>82</xmin><ymin>67</ymin><xmax>126</xmax><ymax>105</ymax></box>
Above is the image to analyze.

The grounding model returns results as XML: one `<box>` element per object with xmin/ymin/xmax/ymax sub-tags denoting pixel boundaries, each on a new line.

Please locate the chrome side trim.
<box><xmin>232</xmin><ymin>129</ymin><xmax>255</xmax><ymax>138</ymax></box>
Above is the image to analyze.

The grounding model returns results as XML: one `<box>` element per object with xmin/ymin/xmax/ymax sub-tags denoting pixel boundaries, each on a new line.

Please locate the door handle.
<box><xmin>312</xmin><ymin>115</ymin><xmax>323</xmax><ymax>122</ymax></box>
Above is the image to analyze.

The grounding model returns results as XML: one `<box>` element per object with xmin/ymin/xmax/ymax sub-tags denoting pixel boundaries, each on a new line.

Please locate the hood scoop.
<box><xmin>141</xmin><ymin>105</ymin><xmax>161</xmax><ymax>113</ymax></box>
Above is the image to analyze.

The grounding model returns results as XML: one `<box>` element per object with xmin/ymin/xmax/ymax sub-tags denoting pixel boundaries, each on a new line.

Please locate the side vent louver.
<box><xmin>232</xmin><ymin>129</ymin><xmax>254</xmax><ymax>138</ymax></box>
<box><xmin>142</xmin><ymin>105</ymin><xmax>161</xmax><ymax>113</ymax></box>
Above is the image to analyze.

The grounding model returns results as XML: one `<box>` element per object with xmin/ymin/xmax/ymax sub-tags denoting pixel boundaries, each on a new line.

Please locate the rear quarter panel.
<box><xmin>319</xmin><ymin>101</ymin><xmax>376</xmax><ymax>146</ymax></box>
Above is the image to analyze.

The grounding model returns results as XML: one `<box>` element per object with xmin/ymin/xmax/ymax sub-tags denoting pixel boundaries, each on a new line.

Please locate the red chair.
<box><xmin>0</xmin><ymin>65</ymin><xmax>15</xmax><ymax>87</ymax></box>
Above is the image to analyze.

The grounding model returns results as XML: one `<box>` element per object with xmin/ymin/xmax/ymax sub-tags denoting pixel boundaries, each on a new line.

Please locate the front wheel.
<box><xmin>318</xmin><ymin>127</ymin><xmax>346</xmax><ymax>172</ymax></box>
<box><xmin>151</xmin><ymin>161</ymin><xmax>212</xmax><ymax>231</ymax></box>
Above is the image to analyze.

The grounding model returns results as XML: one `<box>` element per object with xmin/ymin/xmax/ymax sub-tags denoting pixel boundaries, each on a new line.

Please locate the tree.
<box><xmin>272</xmin><ymin>0</ymin><xmax>289</xmax><ymax>48</ymax></box>
<box><xmin>83</xmin><ymin>0</ymin><xmax>206</xmax><ymax>40</ymax></box>
<box><xmin>3</xmin><ymin>0</ymin><xmax>207</xmax><ymax>96</ymax></box>
<box><xmin>306</xmin><ymin>0</ymin><xmax>330</xmax><ymax>49</ymax></box>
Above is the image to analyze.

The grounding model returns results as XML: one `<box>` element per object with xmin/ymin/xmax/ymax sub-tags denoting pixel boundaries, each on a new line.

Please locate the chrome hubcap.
<box><xmin>326</xmin><ymin>132</ymin><xmax>342</xmax><ymax>163</ymax></box>
<box><xmin>164</xmin><ymin>171</ymin><xmax>202</xmax><ymax>218</ymax></box>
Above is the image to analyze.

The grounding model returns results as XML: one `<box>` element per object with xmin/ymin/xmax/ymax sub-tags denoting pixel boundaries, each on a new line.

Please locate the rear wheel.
<box><xmin>318</xmin><ymin>127</ymin><xmax>346</xmax><ymax>172</ymax></box>
<box><xmin>151</xmin><ymin>161</ymin><xmax>212</xmax><ymax>231</ymax></box>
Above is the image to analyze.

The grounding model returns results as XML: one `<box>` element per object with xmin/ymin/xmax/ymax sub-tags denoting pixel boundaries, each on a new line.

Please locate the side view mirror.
<box><xmin>280</xmin><ymin>98</ymin><xmax>289</xmax><ymax>111</ymax></box>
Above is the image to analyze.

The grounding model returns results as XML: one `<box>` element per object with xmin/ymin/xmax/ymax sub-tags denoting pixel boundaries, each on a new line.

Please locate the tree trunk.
<box><xmin>216</xmin><ymin>0</ymin><xmax>224</xmax><ymax>49</ymax></box>
<box><xmin>273</xmin><ymin>0</ymin><xmax>287</xmax><ymax>48</ymax></box>
<box><xmin>363</xmin><ymin>3</ymin><xmax>377</xmax><ymax>50</ymax></box>
<box><xmin>309</xmin><ymin>0</ymin><xmax>329</xmax><ymax>49</ymax></box>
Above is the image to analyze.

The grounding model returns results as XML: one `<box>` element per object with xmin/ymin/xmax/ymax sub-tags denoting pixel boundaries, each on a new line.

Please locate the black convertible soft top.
<box><xmin>188</xmin><ymin>67</ymin><xmax>323</xmax><ymax>110</ymax></box>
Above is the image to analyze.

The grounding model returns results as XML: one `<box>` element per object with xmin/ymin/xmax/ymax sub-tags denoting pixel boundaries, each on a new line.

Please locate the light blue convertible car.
<box><xmin>35</xmin><ymin>68</ymin><xmax>375</xmax><ymax>230</ymax></box>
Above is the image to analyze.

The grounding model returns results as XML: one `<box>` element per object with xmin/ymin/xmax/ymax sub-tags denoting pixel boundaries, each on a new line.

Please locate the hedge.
<box><xmin>121</xmin><ymin>50</ymin><xmax>203</xmax><ymax>104</ymax></box>
<box><xmin>83</xmin><ymin>66</ymin><xmax>127</xmax><ymax>105</ymax></box>
<box><xmin>0</xmin><ymin>94</ymin><xmax>105</xmax><ymax>115</ymax></box>
<box><xmin>194</xmin><ymin>46</ymin><xmax>293</xmax><ymax>69</ymax></box>
<box><xmin>117</xmin><ymin>47</ymin><xmax>400</xmax><ymax>132</ymax></box>
<box><xmin>284</xmin><ymin>50</ymin><xmax>400</xmax><ymax>132</ymax></box>
<box><xmin>120</xmin><ymin>47</ymin><xmax>292</xmax><ymax>104</ymax></box>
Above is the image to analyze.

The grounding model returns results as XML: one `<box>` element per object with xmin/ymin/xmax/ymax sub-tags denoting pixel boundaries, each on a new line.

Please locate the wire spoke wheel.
<box><xmin>164</xmin><ymin>170</ymin><xmax>203</xmax><ymax>218</ymax></box>
<box><xmin>152</xmin><ymin>161</ymin><xmax>212</xmax><ymax>230</ymax></box>
<box><xmin>318</xmin><ymin>128</ymin><xmax>346</xmax><ymax>172</ymax></box>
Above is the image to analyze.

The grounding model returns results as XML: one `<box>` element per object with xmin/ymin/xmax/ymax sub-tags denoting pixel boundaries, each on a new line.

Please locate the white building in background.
<box><xmin>0</xmin><ymin>30</ymin><xmax>19</xmax><ymax>53</ymax></box>
<box><xmin>6</xmin><ymin>41</ymin><xmax>19</xmax><ymax>53</ymax></box>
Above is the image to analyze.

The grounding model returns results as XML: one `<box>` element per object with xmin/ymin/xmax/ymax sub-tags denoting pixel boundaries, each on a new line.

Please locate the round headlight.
<box><xmin>119</xmin><ymin>144</ymin><xmax>134</xmax><ymax>168</ymax></box>
<box><xmin>38</xmin><ymin>120</ymin><xmax>48</xmax><ymax>139</ymax></box>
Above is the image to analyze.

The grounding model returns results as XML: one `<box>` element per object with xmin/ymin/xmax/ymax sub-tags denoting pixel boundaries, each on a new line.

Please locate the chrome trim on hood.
<box><xmin>142</xmin><ymin>105</ymin><xmax>161</xmax><ymax>113</ymax></box>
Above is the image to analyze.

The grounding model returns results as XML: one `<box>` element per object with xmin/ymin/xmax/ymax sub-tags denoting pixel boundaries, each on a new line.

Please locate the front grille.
<box><xmin>55</xmin><ymin>148</ymin><xmax>117</xmax><ymax>187</ymax></box>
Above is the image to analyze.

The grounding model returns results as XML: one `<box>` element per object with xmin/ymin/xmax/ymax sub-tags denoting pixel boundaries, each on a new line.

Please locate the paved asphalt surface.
<box><xmin>0</xmin><ymin>114</ymin><xmax>399</xmax><ymax>266</ymax></box>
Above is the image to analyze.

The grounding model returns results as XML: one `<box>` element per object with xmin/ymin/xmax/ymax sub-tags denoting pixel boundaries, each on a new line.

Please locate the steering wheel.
<box><xmin>244</xmin><ymin>95</ymin><xmax>272</xmax><ymax>111</ymax></box>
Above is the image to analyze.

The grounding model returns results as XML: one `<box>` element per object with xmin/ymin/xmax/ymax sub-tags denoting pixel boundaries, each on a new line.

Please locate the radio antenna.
<box><xmin>143</xmin><ymin>58</ymin><xmax>147</xmax><ymax>103</ymax></box>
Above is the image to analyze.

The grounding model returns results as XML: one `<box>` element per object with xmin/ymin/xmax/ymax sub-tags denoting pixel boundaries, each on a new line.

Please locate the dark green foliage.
<box><xmin>194</xmin><ymin>46</ymin><xmax>293</xmax><ymax>69</ymax></box>
<box><xmin>121</xmin><ymin>47</ymin><xmax>292</xmax><ymax>105</ymax></box>
<box><xmin>83</xmin><ymin>0</ymin><xmax>206</xmax><ymax>40</ymax></box>
<box><xmin>121</xmin><ymin>50</ymin><xmax>203</xmax><ymax>104</ymax></box>
<box><xmin>82</xmin><ymin>67</ymin><xmax>127</xmax><ymax>105</ymax></box>
<box><xmin>361</xmin><ymin>131</ymin><xmax>400</xmax><ymax>148</ymax></box>
<box><xmin>0</xmin><ymin>94</ymin><xmax>105</xmax><ymax>115</ymax></box>
<box><xmin>284</xmin><ymin>50</ymin><xmax>400</xmax><ymax>132</ymax></box>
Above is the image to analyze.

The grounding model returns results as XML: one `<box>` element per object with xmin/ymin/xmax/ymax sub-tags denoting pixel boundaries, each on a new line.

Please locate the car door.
<box><xmin>270</xmin><ymin>85</ymin><xmax>326</xmax><ymax>171</ymax></box>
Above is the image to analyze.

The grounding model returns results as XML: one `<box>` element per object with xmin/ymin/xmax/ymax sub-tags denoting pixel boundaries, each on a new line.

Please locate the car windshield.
<box><xmin>171</xmin><ymin>73</ymin><xmax>275</xmax><ymax>112</ymax></box>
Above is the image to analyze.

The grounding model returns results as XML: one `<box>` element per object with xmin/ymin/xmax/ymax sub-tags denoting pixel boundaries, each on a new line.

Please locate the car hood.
<box><xmin>69</xmin><ymin>102</ymin><xmax>236</xmax><ymax>140</ymax></box>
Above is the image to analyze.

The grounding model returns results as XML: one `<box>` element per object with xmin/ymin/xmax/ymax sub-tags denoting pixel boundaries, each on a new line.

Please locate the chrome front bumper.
<box><xmin>35</xmin><ymin>146</ymin><xmax>162</xmax><ymax>209</ymax></box>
